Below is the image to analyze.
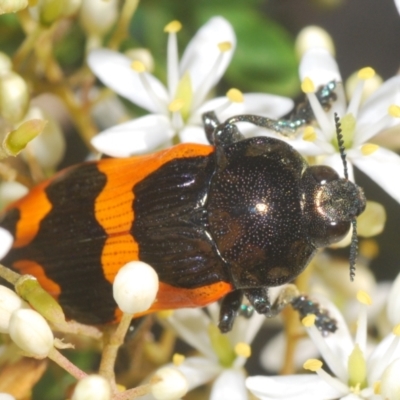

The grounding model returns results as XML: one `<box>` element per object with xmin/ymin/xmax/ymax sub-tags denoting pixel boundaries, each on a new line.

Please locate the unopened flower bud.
<box><xmin>0</xmin><ymin>0</ymin><xmax>28</xmax><ymax>15</ymax></box>
<box><xmin>151</xmin><ymin>367</ymin><xmax>188</xmax><ymax>400</ymax></box>
<box><xmin>79</xmin><ymin>0</ymin><xmax>118</xmax><ymax>37</ymax></box>
<box><xmin>71</xmin><ymin>374</ymin><xmax>111</xmax><ymax>400</ymax></box>
<box><xmin>0</xmin><ymin>227</ymin><xmax>13</xmax><ymax>260</ymax></box>
<box><xmin>22</xmin><ymin>107</ymin><xmax>65</xmax><ymax>169</ymax></box>
<box><xmin>9</xmin><ymin>308</ymin><xmax>54</xmax><ymax>357</ymax></box>
<box><xmin>0</xmin><ymin>72</ymin><xmax>29</xmax><ymax>124</ymax></box>
<box><xmin>2</xmin><ymin>119</ymin><xmax>46</xmax><ymax>158</ymax></box>
<box><xmin>113</xmin><ymin>261</ymin><xmax>159</xmax><ymax>314</ymax></box>
<box><xmin>295</xmin><ymin>26</ymin><xmax>335</xmax><ymax>58</ymax></box>
<box><xmin>0</xmin><ymin>285</ymin><xmax>28</xmax><ymax>333</ymax></box>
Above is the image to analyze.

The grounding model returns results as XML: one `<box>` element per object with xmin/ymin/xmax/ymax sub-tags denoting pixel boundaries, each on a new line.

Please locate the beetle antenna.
<box><xmin>334</xmin><ymin>112</ymin><xmax>359</xmax><ymax>281</ymax></box>
<box><xmin>334</xmin><ymin>113</ymin><xmax>349</xmax><ymax>180</ymax></box>
<box><xmin>349</xmin><ymin>219</ymin><xmax>358</xmax><ymax>281</ymax></box>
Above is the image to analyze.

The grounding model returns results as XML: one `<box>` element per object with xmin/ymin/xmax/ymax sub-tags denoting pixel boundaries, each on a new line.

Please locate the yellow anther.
<box><xmin>373</xmin><ymin>381</ymin><xmax>381</xmax><ymax>395</ymax></box>
<box><xmin>356</xmin><ymin>290</ymin><xmax>372</xmax><ymax>305</ymax></box>
<box><xmin>156</xmin><ymin>310</ymin><xmax>174</xmax><ymax>319</ymax></box>
<box><xmin>359</xmin><ymin>239</ymin><xmax>379</xmax><ymax>259</ymax></box>
<box><xmin>131</xmin><ymin>61</ymin><xmax>146</xmax><ymax>73</ymax></box>
<box><xmin>226</xmin><ymin>88</ymin><xmax>244</xmax><ymax>103</ymax></box>
<box><xmin>302</xmin><ymin>314</ymin><xmax>316</xmax><ymax>327</ymax></box>
<box><xmin>234</xmin><ymin>342</ymin><xmax>251</xmax><ymax>358</ymax></box>
<box><xmin>218</xmin><ymin>42</ymin><xmax>232</xmax><ymax>52</ymax></box>
<box><xmin>361</xmin><ymin>143</ymin><xmax>379</xmax><ymax>156</ymax></box>
<box><xmin>168</xmin><ymin>99</ymin><xmax>185</xmax><ymax>112</ymax></box>
<box><xmin>357</xmin><ymin>67</ymin><xmax>375</xmax><ymax>80</ymax></box>
<box><xmin>303</xmin><ymin>359</ymin><xmax>323</xmax><ymax>371</ymax></box>
<box><xmin>302</xmin><ymin>126</ymin><xmax>317</xmax><ymax>142</ymax></box>
<box><xmin>172</xmin><ymin>353</ymin><xmax>185</xmax><ymax>366</ymax></box>
<box><xmin>301</xmin><ymin>77</ymin><xmax>315</xmax><ymax>93</ymax></box>
<box><xmin>388</xmin><ymin>105</ymin><xmax>400</xmax><ymax>118</ymax></box>
<box><xmin>164</xmin><ymin>20</ymin><xmax>182</xmax><ymax>33</ymax></box>
<box><xmin>392</xmin><ymin>324</ymin><xmax>400</xmax><ymax>336</ymax></box>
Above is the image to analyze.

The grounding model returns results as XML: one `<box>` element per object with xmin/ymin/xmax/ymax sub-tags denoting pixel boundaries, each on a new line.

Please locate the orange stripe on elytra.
<box><xmin>12</xmin><ymin>260</ymin><xmax>61</xmax><ymax>297</ymax></box>
<box><xmin>95</xmin><ymin>143</ymin><xmax>214</xmax><ymax>288</ymax></box>
<box><xmin>10</xmin><ymin>182</ymin><xmax>52</xmax><ymax>248</ymax></box>
<box><xmin>113</xmin><ymin>281</ymin><xmax>233</xmax><ymax>322</ymax></box>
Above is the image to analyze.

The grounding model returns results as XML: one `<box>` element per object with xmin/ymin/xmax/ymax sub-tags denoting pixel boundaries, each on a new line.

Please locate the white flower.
<box><xmin>246</xmin><ymin>278</ymin><xmax>400</xmax><ymax>400</ymax></box>
<box><xmin>148</xmin><ymin>302</ymin><xmax>267</xmax><ymax>400</ymax></box>
<box><xmin>88</xmin><ymin>17</ymin><xmax>293</xmax><ymax>157</ymax></box>
<box><xmin>288</xmin><ymin>48</ymin><xmax>400</xmax><ymax>203</ymax></box>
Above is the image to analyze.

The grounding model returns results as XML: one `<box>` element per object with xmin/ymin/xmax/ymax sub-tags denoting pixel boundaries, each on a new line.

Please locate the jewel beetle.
<box><xmin>0</xmin><ymin>92</ymin><xmax>366</xmax><ymax>333</ymax></box>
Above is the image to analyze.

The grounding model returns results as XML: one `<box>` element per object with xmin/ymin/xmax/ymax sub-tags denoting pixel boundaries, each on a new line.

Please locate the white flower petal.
<box><xmin>0</xmin><ymin>228</ymin><xmax>13</xmax><ymax>260</ymax></box>
<box><xmin>380</xmin><ymin>358</ymin><xmax>400</xmax><ymax>400</ymax></box>
<box><xmin>357</xmin><ymin>75</ymin><xmax>400</xmax><ymax>126</ymax></box>
<box><xmin>91</xmin><ymin>115</ymin><xmax>173</xmax><ymax>157</ymax></box>
<box><xmin>177</xmin><ymin>357</ymin><xmax>221</xmax><ymax>390</ymax></box>
<box><xmin>88</xmin><ymin>49</ymin><xmax>168</xmax><ymax>114</ymax></box>
<box><xmin>387</xmin><ymin>272</ymin><xmax>400</xmax><ymax>326</ymax></box>
<box><xmin>367</xmin><ymin>332</ymin><xmax>400</xmax><ymax>384</ymax></box>
<box><xmin>350</xmin><ymin>146</ymin><xmax>400</xmax><ymax>203</ymax></box>
<box><xmin>210</xmin><ymin>368</ymin><xmax>247</xmax><ymax>400</ymax></box>
<box><xmin>299</xmin><ymin>49</ymin><xmax>342</xmax><ymax>90</ymax></box>
<box><xmin>180</xmin><ymin>17</ymin><xmax>235</xmax><ymax>95</ymax></box>
<box><xmin>165</xmin><ymin>308</ymin><xmax>216</xmax><ymax>360</ymax></box>
<box><xmin>246</xmin><ymin>375</ymin><xmax>343</xmax><ymax>400</ymax></box>
<box><xmin>179</xmin><ymin>126</ymin><xmax>209</xmax><ymax>144</ymax></box>
<box><xmin>260</xmin><ymin>333</ymin><xmax>318</xmax><ymax>373</ymax></box>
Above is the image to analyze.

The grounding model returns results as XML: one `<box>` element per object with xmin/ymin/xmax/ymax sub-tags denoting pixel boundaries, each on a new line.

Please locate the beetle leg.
<box><xmin>244</xmin><ymin>284</ymin><xmax>300</xmax><ymax>317</ymax></box>
<box><xmin>202</xmin><ymin>111</ymin><xmax>220</xmax><ymax>144</ymax></box>
<box><xmin>202</xmin><ymin>111</ymin><xmax>245</xmax><ymax>147</ymax></box>
<box><xmin>218</xmin><ymin>289</ymin><xmax>243</xmax><ymax>333</ymax></box>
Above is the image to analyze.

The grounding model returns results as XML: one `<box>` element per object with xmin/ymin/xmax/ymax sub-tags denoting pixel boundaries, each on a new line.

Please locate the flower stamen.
<box><xmin>347</xmin><ymin>67</ymin><xmax>375</xmax><ymax>117</ymax></box>
<box><xmin>303</xmin><ymin>126</ymin><xmax>317</xmax><ymax>142</ymax></box>
<box><xmin>191</xmin><ymin>42</ymin><xmax>233</xmax><ymax>111</ymax></box>
<box><xmin>302</xmin><ymin>315</ymin><xmax>348</xmax><ymax>381</ymax></box>
<box><xmin>234</xmin><ymin>342</ymin><xmax>251</xmax><ymax>358</ymax></box>
<box><xmin>303</xmin><ymin>359</ymin><xmax>350</xmax><ymax>394</ymax></box>
<box><xmin>172</xmin><ymin>353</ymin><xmax>185</xmax><ymax>366</ymax></box>
<box><xmin>388</xmin><ymin>105</ymin><xmax>400</xmax><ymax>118</ymax></box>
<box><xmin>131</xmin><ymin>62</ymin><xmax>167</xmax><ymax>113</ymax></box>
<box><xmin>227</xmin><ymin>88</ymin><xmax>244</xmax><ymax>103</ymax></box>
<box><xmin>165</xmin><ymin>21</ymin><xmax>182</xmax><ymax>98</ymax></box>
<box><xmin>301</xmin><ymin>77</ymin><xmax>333</xmax><ymax>139</ymax></box>
<box><xmin>361</xmin><ymin>144</ymin><xmax>379</xmax><ymax>156</ymax></box>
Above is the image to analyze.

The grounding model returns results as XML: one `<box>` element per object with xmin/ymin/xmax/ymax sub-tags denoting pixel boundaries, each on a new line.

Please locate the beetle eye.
<box><xmin>322</xmin><ymin>220</ymin><xmax>351</xmax><ymax>245</ymax></box>
<box><xmin>309</xmin><ymin>165</ymin><xmax>339</xmax><ymax>185</ymax></box>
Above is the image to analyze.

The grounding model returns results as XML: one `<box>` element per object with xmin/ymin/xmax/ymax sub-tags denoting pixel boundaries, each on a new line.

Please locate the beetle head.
<box><xmin>302</xmin><ymin>114</ymin><xmax>366</xmax><ymax>280</ymax></box>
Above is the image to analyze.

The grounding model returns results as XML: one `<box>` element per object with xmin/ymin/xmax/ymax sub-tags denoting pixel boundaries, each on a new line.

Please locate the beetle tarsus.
<box><xmin>218</xmin><ymin>290</ymin><xmax>244</xmax><ymax>333</ymax></box>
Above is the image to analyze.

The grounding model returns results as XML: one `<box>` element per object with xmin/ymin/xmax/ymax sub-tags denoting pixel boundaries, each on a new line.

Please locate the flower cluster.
<box><xmin>0</xmin><ymin>1</ymin><xmax>400</xmax><ymax>400</ymax></box>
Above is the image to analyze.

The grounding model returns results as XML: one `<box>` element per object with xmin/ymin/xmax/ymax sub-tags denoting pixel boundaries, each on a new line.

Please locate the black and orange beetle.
<box><xmin>0</xmin><ymin>95</ymin><xmax>366</xmax><ymax>333</ymax></box>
